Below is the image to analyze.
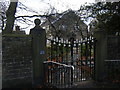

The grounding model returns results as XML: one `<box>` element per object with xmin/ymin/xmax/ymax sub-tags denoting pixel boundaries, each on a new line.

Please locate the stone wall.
<box><xmin>104</xmin><ymin>36</ymin><xmax>120</xmax><ymax>82</ymax></box>
<box><xmin>94</xmin><ymin>31</ymin><xmax>120</xmax><ymax>82</ymax></box>
<box><xmin>2</xmin><ymin>35</ymin><xmax>32</xmax><ymax>88</ymax></box>
<box><xmin>107</xmin><ymin>36</ymin><xmax>120</xmax><ymax>60</ymax></box>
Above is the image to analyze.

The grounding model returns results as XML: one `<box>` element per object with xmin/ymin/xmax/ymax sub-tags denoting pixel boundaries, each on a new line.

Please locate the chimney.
<box><xmin>15</xmin><ymin>26</ymin><xmax>20</xmax><ymax>31</ymax></box>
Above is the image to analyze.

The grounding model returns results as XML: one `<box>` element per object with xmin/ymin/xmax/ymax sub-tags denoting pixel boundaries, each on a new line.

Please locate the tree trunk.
<box><xmin>3</xmin><ymin>1</ymin><xmax>18</xmax><ymax>34</ymax></box>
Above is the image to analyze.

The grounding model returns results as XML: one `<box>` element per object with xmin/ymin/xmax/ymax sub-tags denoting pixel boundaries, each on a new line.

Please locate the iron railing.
<box><xmin>43</xmin><ymin>61</ymin><xmax>74</xmax><ymax>88</ymax></box>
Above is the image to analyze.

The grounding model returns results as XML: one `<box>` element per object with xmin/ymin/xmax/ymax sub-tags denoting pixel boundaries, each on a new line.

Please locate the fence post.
<box><xmin>30</xmin><ymin>19</ymin><xmax>46</xmax><ymax>87</ymax></box>
<box><xmin>93</xmin><ymin>30</ymin><xmax>107</xmax><ymax>82</ymax></box>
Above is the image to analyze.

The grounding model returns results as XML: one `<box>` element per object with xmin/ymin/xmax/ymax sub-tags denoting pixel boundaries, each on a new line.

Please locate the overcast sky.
<box><xmin>21</xmin><ymin>0</ymin><xmax>95</xmax><ymax>13</ymax></box>
<box><xmin>4</xmin><ymin>0</ymin><xmax>96</xmax><ymax>34</ymax></box>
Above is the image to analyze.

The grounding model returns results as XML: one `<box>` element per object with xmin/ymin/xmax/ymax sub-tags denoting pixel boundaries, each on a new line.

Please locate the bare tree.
<box><xmin>0</xmin><ymin>1</ymin><xmax>8</xmax><ymax>31</ymax></box>
<box><xmin>3</xmin><ymin>0</ymin><xmax>18</xmax><ymax>34</ymax></box>
<box><xmin>1</xmin><ymin>0</ymin><xmax>40</xmax><ymax>34</ymax></box>
<box><xmin>2</xmin><ymin>0</ymin><xmax>89</xmax><ymax>37</ymax></box>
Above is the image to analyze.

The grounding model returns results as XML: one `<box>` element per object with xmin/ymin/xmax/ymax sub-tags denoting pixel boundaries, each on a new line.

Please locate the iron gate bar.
<box><xmin>50</xmin><ymin>40</ymin><xmax>53</xmax><ymax>84</ymax></box>
<box><xmin>80</xmin><ymin>41</ymin><xmax>83</xmax><ymax>81</ymax></box>
<box><xmin>89</xmin><ymin>38</ymin><xmax>92</xmax><ymax>78</ymax></box>
<box><xmin>93</xmin><ymin>38</ymin><xmax>96</xmax><ymax>80</ymax></box>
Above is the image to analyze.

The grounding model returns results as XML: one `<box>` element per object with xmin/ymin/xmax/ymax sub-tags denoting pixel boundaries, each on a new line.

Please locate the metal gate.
<box><xmin>43</xmin><ymin>36</ymin><xmax>96</xmax><ymax>88</ymax></box>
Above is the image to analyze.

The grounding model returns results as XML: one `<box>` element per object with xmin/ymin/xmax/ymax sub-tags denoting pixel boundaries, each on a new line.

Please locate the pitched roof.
<box><xmin>42</xmin><ymin>10</ymin><xmax>88</xmax><ymax>39</ymax></box>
